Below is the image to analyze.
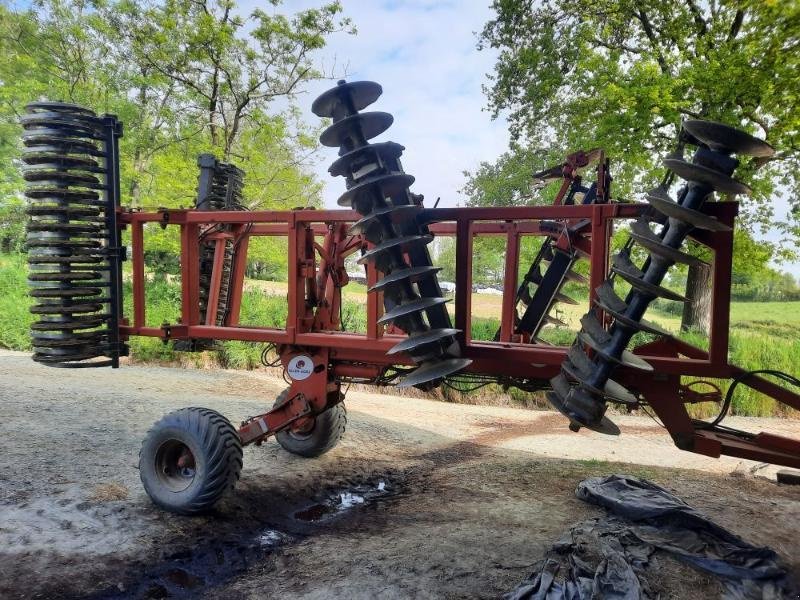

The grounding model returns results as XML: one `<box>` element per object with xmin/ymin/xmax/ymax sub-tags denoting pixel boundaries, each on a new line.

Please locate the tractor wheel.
<box><xmin>139</xmin><ymin>407</ymin><xmax>243</xmax><ymax>515</ymax></box>
<box><xmin>273</xmin><ymin>389</ymin><xmax>347</xmax><ymax>458</ymax></box>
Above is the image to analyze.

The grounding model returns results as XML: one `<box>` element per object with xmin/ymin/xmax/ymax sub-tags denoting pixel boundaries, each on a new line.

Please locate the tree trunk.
<box><xmin>681</xmin><ymin>262</ymin><xmax>712</xmax><ymax>334</ymax></box>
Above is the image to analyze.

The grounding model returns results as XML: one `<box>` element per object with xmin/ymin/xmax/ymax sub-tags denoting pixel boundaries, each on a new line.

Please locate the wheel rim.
<box><xmin>286</xmin><ymin>416</ymin><xmax>315</xmax><ymax>440</ymax></box>
<box><xmin>154</xmin><ymin>439</ymin><xmax>196</xmax><ymax>492</ymax></box>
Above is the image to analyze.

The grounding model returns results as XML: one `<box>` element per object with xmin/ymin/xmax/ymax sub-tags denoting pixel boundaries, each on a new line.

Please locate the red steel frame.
<box><xmin>117</xmin><ymin>200</ymin><xmax>800</xmax><ymax>468</ymax></box>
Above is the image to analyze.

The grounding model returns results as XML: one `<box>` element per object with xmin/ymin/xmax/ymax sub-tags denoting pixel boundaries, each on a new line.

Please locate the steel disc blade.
<box><xmin>337</xmin><ymin>173</ymin><xmax>415</xmax><ymax>207</ymax></box>
<box><xmin>370</xmin><ymin>266</ymin><xmax>441</xmax><ymax>292</ymax></box>
<box><xmin>377</xmin><ymin>296</ymin><xmax>449</xmax><ymax>325</ymax></box>
<box><xmin>387</xmin><ymin>328</ymin><xmax>460</xmax><ymax>355</ymax></box>
<box><xmin>563</xmin><ymin>345</ymin><xmax>638</xmax><ymax>405</ymax></box>
<box><xmin>564</xmin><ymin>270</ymin><xmax>588</xmax><ymax>284</ymax></box>
<box><xmin>320</xmin><ymin>111</ymin><xmax>394</xmax><ymax>148</ymax></box>
<box><xmin>396</xmin><ymin>357</ymin><xmax>472</xmax><ymax>388</ymax></box>
<box><xmin>328</xmin><ymin>141</ymin><xmax>405</xmax><ymax>178</ymax></box>
<box><xmin>547</xmin><ymin>375</ymin><xmax>620</xmax><ymax>435</ymax></box>
<box><xmin>357</xmin><ymin>234</ymin><xmax>432</xmax><ymax>264</ymax></box>
<box><xmin>542</xmin><ymin>315</ymin><xmax>568</xmax><ymax>328</ymax></box>
<box><xmin>663</xmin><ymin>158</ymin><xmax>751</xmax><ymax>195</ymax></box>
<box><xmin>611</xmin><ymin>253</ymin><xmax>687</xmax><ymax>302</ymax></box>
<box><xmin>647</xmin><ymin>194</ymin><xmax>731</xmax><ymax>232</ymax></box>
<box><xmin>579</xmin><ymin>313</ymin><xmax>654</xmax><ymax>372</ymax></box>
<box><xmin>348</xmin><ymin>204</ymin><xmax>422</xmax><ymax>235</ymax></box>
<box><xmin>683</xmin><ymin>120</ymin><xmax>775</xmax><ymax>158</ymax></box>
<box><xmin>577</xmin><ymin>330</ymin><xmax>654</xmax><ymax>372</ymax></box>
<box><xmin>311</xmin><ymin>80</ymin><xmax>383</xmax><ymax>118</ymax></box>
<box><xmin>630</xmin><ymin>220</ymin><xmax>705</xmax><ymax>266</ymax></box>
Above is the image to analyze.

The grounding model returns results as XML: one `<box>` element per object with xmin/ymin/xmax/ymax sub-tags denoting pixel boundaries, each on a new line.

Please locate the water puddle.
<box><xmin>293</xmin><ymin>479</ymin><xmax>391</xmax><ymax>523</ymax></box>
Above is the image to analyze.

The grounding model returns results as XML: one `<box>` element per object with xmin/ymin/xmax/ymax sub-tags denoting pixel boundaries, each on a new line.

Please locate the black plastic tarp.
<box><xmin>506</xmin><ymin>475</ymin><xmax>797</xmax><ymax>600</ymax></box>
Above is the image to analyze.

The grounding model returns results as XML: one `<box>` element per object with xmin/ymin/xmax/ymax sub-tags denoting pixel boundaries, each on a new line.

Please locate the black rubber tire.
<box><xmin>273</xmin><ymin>389</ymin><xmax>347</xmax><ymax>458</ymax></box>
<box><xmin>139</xmin><ymin>407</ymin><xmax>243</xmax><ymax>515</ymax></box>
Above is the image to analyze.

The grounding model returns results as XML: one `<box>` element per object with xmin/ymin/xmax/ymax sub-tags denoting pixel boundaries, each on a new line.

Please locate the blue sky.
<box><xmin>10</xmin><ymin>0</ymin><xmax>798</xmax><ymax>276</ymax></box>
<box><xmin>272</xmin><ymin>1</ymin><xmax>798</xmax><ymax>277</ymax></box>
<box><xmin>272</xmin><ymin>0</ymin><xmax>510</xmax><ymax>209</ymax></box>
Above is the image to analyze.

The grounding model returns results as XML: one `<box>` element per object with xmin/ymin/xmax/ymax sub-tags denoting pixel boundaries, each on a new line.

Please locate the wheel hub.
<box><xmin>155</xmin><ymin>439</ymin><xmax>196</xmax><ymax>492</ymax></box>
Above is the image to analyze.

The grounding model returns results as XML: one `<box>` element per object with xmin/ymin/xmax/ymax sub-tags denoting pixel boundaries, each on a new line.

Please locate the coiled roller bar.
<box><xmin>21</xmin><ymin>102</ymin><xmax>126</xmax><ymax>368</ymax></box>
<box><xmin>312</xmin><ymin>80</ymin><xmax>471</xmax><ymax>388</ymax></box>
<box><xmin>196</xmin><ymin>154</ymin><xmax>245</xmax><ymax>327</ymax></box>
<box><xmin>548</xmin><ymin>120</ymin><xmax>774</xmax><ymax>434</ymax></box>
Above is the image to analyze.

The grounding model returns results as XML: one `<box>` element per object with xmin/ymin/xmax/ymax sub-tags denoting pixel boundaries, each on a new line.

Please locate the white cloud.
<box><xmin>243</xmin><ymin>0</ymin><xmax>799</xmax><ymax>277</ymax></box>
<box><xmin>248</xmin><ymin>0</ymin><xmax>510</xmax><ymax>209</ymax></box>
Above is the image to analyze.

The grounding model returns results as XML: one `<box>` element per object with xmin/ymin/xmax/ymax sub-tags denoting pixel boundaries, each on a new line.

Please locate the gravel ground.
<box><xmin>0</xmin><ymin>348</ymin><xmax>798</xmax><ymax>599</ymax></box>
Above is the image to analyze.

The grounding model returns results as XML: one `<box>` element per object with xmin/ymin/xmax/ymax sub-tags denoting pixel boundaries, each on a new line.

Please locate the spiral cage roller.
<box><xmin>312</xmin><ymin>80</ymin><xmax>471</xmax><ymax>388</ymax></box>
<box><xmin>196</xmin><ymin>154</ymin><xmax>245</xmax><ymax>327</ymax></box>
<box><xmin>21</xmin><ymin>102</ymin><xmax>126</xmax><ymax>368</ymax></box>
<box><xmin>547</xmin><ymin>120</ymin><xmax>775</xmax><ymax>435</ymax></box>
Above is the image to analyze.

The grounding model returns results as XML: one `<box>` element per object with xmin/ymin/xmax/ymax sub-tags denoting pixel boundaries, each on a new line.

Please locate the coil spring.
<box><xmin>21</xmin><ymin>102</ymin><xmax>126</xmax><ymax>368</ymax></box>
<box><xmin>547</xmin><ymin>120</ymin><xmax>775</xmax><ymax>434</ymax></box>
<box><xmin>312</xmin><ymin>80</ymin><xmax>471</xmax><ymax>388</ymax></box>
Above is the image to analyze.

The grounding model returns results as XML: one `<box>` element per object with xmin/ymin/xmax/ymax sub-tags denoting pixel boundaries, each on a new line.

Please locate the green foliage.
<box><xmin>0</xmin><ymin>253</ymin><xmax>34</xmax><ymax>350</ymax></box>
<box><xmin>0</xmin><ymin>0</ymin><xmax>352</xmax><ymax>265</ymax></box>
<box><xmin>472</xmin><ymin>0</ymin><xmax>800</xmax><ymax>259</ymax></box>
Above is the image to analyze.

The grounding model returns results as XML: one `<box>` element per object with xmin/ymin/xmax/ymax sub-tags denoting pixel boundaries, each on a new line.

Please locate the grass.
<box><xmin>1</xmin><ymin>252</ymin><xmax>797</xmax><ymax>417</ymax></box>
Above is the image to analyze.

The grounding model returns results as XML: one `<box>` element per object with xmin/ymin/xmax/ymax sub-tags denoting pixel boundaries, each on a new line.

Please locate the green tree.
<box><xmin>470</xmin><ymin>0</ymin><xmax>800</xmax><ymax>331</ymax></box>
<box><xmin>0</xmin><ymin>0</ymin><xmax>350</xmax><ymax>277</ymax></box>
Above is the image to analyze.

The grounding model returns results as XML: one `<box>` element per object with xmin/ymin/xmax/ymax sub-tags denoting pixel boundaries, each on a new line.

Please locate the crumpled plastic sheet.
<box><xmin>506</xmin><ymin>475</ymin><xmax>798</xmax><ymax>600</ymax></box>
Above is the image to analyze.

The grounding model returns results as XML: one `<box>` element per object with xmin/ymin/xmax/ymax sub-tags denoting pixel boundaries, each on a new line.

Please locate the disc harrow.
<box><xmin>312</xmin><ymin>80</ymin><xmax>471</xmax><ymax>388</ymax></box>
<box><xmin>547</xmin><ymin>120</ymin><xmax>775</xmax><ymax>434</ymax></box>
<box><xmin>499</xmin><ymin>155</ymin><xmax>605</xmax><ymax>344</ymax></box>
<box><xmin>21</xmin><ymin>102</ymin><xmax>126</xmax><ymax>368</ymax></box>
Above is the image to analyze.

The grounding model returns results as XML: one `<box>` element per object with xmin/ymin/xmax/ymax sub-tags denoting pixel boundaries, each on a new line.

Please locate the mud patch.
<box><xmin>91</xmin><ymin>474</ymin><xmax>400</xmax><ymax>599</ymax></box>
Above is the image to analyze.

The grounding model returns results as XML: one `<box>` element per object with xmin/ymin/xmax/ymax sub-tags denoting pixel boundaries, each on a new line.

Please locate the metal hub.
<box><xmin>155</xmin><ymin>440</ymin><xmax>196</xmax><ymax>493</ymax></box>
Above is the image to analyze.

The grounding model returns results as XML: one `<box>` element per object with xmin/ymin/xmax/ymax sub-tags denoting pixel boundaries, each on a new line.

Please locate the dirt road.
<box><xmin>1</xmin><ymin>348</ymin><xmax>799</xmax><ymax>599</ymax></box>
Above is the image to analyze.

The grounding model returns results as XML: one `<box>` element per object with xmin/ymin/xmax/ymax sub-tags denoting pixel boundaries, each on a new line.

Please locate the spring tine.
<box><xmin>553</xmin><ymin>292</ymin><xmax>579</xmax><ymax>305</ymax></box>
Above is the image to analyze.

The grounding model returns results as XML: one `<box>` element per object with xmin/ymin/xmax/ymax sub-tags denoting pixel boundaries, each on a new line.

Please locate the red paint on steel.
<box><xmin>117</xmin><ymin>196</ymin><xmax>800</xmax><ymax>468</ymax></box>
<box><xmin>499</xmin><ymin>224</ymin><xmax>520</xmax><ymax>342</ymax></box>
<box><xmin>131</xmin><ymin>221</ymin><xmax>145</xmax><ymax>329</ymax></box>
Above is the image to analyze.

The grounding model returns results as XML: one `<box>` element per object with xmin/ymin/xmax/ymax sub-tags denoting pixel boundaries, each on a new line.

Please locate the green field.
<box><xmin>1</xmin><ymin>253</ymin><xmax>797</xmax><ymax>417</ymax></box>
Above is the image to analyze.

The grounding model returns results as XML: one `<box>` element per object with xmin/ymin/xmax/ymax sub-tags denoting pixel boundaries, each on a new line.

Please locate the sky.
<box><xmin>269</xmin><ymin>0</ymin><xmax>798</xmax><ymax>277</ymax></box>
<box><xmin>10</xmin><ymin>0</ymin><xmax>798</xmax><ymax>276</ymax></box>
<box><xmin>272</xmin><ymin>0</ymin><xmax>510</xmax><ymax>210</ymax></box>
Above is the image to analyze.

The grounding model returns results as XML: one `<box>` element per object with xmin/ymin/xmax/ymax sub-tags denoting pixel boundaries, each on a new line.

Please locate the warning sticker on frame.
<box><xmin>286</xmin><ymin>355</ymin><xmax>314</xmax><ymax>381</ymax></box>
